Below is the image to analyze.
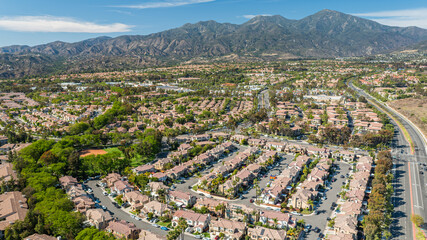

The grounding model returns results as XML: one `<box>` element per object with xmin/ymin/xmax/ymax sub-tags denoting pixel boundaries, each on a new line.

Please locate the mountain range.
<box><xmin>1</xmin><ymin>9</ymin><xmax>427</xmax><ymax>79</ymax></box>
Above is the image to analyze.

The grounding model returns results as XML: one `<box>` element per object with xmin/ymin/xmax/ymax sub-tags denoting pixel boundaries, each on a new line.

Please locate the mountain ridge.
<box><xmin>1</xmin><ymin>9</ymin><xmax>427</xmax><ymax>78</ymax></box>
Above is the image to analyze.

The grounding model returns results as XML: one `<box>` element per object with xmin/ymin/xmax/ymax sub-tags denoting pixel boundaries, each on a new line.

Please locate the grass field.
<box><xmin>104</xmin><ymin>147</ymin><xmax>154</xmax><ymax>167</ymax></box>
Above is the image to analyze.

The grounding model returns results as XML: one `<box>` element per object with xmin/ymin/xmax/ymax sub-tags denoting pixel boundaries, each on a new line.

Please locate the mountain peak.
<box><xmin>1</xmin><ymin>10</ymin><xmax>427</xmax><ymax>78</ymax></box>
<box><xmin>244</xmin><ymin>14</ymin><xmax>292</xmax><ymax>26</ymax></box>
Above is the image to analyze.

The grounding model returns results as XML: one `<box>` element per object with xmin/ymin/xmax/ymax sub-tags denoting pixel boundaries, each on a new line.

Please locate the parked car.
<box><xmin>195</xmin><ymin>235</ymin><xmax>202</xmax><ymax>239</ymax></box>
<box><xmin>249</xmin><ymin>199</ymin><xmax>254</xmax><ymax>203</ymax></box>
<box><xmin>153</xmin><ymin>224</ymin><xmax>160</xmax><ymax>228</ymax></box>
<box><xmin>101</xmin><ymin>205</ymin><xmax>106</xmax><ymax>210</ymax></box>
<box><xmin>160</xmin><ymin>226</ymin><xmax>169</xmax><ymax>231</ymax></box>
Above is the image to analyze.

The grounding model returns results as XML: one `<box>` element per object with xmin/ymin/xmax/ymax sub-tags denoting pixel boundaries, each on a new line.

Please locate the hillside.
<box><xmin>1</xmin><ymin>9</ymin><xmax>427</xmax><ymax>78</ymax></box>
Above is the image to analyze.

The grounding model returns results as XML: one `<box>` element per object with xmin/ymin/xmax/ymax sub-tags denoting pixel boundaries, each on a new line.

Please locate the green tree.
<box><xmin>75</xmin><ymin>227</ymin><xmax>116</xmax><ymax>240</ymax></box>
<box><xmin>411</xmin><ymin>214</ymin><xmax>424</xmax><ymax>227</ymax></box>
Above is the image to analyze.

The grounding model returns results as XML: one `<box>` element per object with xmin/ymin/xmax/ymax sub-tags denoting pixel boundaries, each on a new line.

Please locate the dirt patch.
<box><xmin>389</xmin><ymin>97</ymin><xmax>427</xmax><ymax>138</ymax></box>
<box><xmin>79</xmin><ymin>149</ymin><xmax>108</xmax><ymax>157</ymax></box>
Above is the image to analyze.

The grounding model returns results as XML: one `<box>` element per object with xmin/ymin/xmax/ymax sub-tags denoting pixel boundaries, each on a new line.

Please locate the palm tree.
<box><xmin>215</xmin><ymin>203</ymin><xmax>227</xmax><ymax>218</ymax></box>
<box><xmin>157</xmin><ymin>189</ymin><xmax>166</xmax><ymax>203</ymax></box>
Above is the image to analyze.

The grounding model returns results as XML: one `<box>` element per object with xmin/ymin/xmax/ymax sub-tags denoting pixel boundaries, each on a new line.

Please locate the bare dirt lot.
<box><xmin>389</xmin><ymin>97</ymin><xmax>427</xmax><ymax>137</ymax></box>
<box><xmin>79</xmin><ymin>149</ymin><xmax>108</xmax><ymax>157</ymax></box>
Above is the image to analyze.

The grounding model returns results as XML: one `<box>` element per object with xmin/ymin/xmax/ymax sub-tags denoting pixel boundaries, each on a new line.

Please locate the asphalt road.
<box><xmin>302</xmin><ymin>161</ymin><xmax>351</xmax><ymax>240</ymax></box>
<box><xmin>258</xmin><ymin>89</ymin><xmax>270</xmax><ymax>110</ymax></box>
<box><xmin>349</xmin><ymin>81</ymin><xmax>427</xmax><ymax>240</ymax></box>
<box><xmin>86</xmin><ymin>180</ymin><xmax>198</xmax><ymax>240</ymax></box>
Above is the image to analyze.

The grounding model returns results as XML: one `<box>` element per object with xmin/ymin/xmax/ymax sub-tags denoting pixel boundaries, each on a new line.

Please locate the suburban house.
<box><xmin>72</xmin><ymin>195</ymin><xmax>95</xmax><ymax>213</ymax></box>
<box><xmin>59</xmin><ymin>175</ymin><xmax>78</xmax><ymax>190</ymax></box>
<box><xmin>0</xmin><ymin>162</ymin><xmax>17</xmax><ymax>184</ymax></box>
<box><xmin>24</xmin><ymin>234</ymin><xmax>57</xmax><ymax>240</ymax></box>
<box><xmin>142</xmin><ymin>201</ymin><xmax>171</xmax><ymax>217</ymax></box>
<box><xmin>172</xmin><ymin>210</ymin><xmax>211</xmax><ymax>233</ymax></box>
<box><xmin>133</xmin><ymin>164</ymin><xmax>156</xmax><ymax>175</ymax></box>
<box><xmin>86</xmin><ymin>208</ymin><xmax>113</xmax><ymax>229</ymax></box>
<box><xmin>147</xmin><ymin>182</ymin><xmax>170</xmax><ymax>197</ymax></box>
<box><xmin>112</xmin><ymin>180</ymin><xmax>134</xmax><ymax>195</ymax></box>
<box><xmin>103</xmin><ymin>173</ymin><xmax>122</xmax><ymax>188</ymax></box>
<box><xmin>0</xmin><ymin>191</ymin><xmax>28</xmax><ymax>236</ymax></box>
<box><xmin>332</xmin><ymin>150</ymin><xmax>356</xmax><ymax>162</ymax></box>
<box><xmin>333</xmin><ymin>214</ymin><xmax>358</xmax><ymax>236</ymax></box>
<box><xmin>169</xmin><ymin>190</ymin><xmax>197</xmax><ymax>208</ymax></box>
<box><xmin>289</xmin><ymin>188</ymin><xmax>314</xmax><ymax>210</ymax></box>
<box><xmin>260</xmin><ymin>210</ymin><xmax>295</xmax><ymax>229</ymax></box>
<box><xmin>138</xmin><ymin>230</ymin><xmax>166</xmax><ymax>240</ymax></box>
<box><xmin>106</xmin><ymin>220</ymin><xmax>140</xmax><ymax>239</ymax></box>
<box><xmin>123</xmin><ymin>191</ymin><xmax>150</xmax><ymax>211</ymax></box>
<box><xmin>247</xmin><ymin>226</ymin><xmax>287</xmax><ymax>240</ymax></box>
<box><xmin>210</xmin><ymin>218</ymin><xmax>246</xmax><ymax>240</ymax></box>
<box><xmin>194</xmin><ymin>198</ymin><xmax>228</xmax><ymax>216</ymax></box>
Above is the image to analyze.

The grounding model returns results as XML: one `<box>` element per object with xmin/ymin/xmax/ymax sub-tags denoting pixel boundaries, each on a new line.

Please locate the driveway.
<box><xmin>240</xmin><ymin>153</ymin><xmax>293</xmax><ymax>204</ymax></box>
<box><xmin>301</xmin><ymin>161</ymin><xmax>351</xmax><ymax>240</ymax></box>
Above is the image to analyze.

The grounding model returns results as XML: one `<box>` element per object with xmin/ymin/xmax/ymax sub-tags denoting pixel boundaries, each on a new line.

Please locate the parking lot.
<box><xmin>171</xmin><ymin>148</ymin><xmax>353</xmax><ymax>240</ymax></box>
<box><xmin>240</xmin><ymin>153</ymin><xmax>293</xmax><ymax>203</ymax></box>
<box><xmin>301</xmin><ymin>161</ymin><xmax>351</xmax><ymax>240</ymax></box>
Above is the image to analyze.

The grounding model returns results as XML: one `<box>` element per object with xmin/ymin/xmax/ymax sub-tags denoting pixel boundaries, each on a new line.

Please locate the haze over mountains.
<box><xmin>1</xmin><ymin>9</ymin><xmax>427</xmax><ymax>78</ymax></box>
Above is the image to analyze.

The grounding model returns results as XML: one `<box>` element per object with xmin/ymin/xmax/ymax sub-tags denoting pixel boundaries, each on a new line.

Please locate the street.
<box><xmin>349</xmin><ymin>81</ymin><xmax>427</xmax><ymax>240</ymax></box>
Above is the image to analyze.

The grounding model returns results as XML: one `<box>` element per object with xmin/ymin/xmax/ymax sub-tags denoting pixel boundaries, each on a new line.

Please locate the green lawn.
<box><xmin>157</xmin><ymin>221</ymin><xmax>171</xmax><ymax>228</ymax></box>
<box><xmin>104</xmin><ymin>147</ymin><xmax>154</xmax><ymax>167</ymax></box>
<box><xmin>104</xmin><ymin>147</ymin><xmax>124</xmax><ymax>155</ymax></box>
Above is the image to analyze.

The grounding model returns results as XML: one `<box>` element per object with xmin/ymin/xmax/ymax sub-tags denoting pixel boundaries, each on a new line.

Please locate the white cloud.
<box><xmin>353</xmin><ymin>8</ymin><xmax>427</xmax><ymax>29</ymax></box>
<box><xmin>243</xmin><ymin>14</ymin><xmax>273</xmax><ymax>19</ymax></box>
<box><xmin>117</xmin><ymin>0</ymin><xmax>214</xmax><ymax>9</ymax></box>
<box><xmin>0</xmin><ymin>16</ymin><xmax>133</xmax><ymax>33</ymax></box>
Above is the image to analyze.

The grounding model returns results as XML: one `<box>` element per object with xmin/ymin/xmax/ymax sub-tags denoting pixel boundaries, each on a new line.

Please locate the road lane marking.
<box><xmin>408</xmin><ymin>161</ymin><xmax>417</xmax><ymax>240</ymax></box>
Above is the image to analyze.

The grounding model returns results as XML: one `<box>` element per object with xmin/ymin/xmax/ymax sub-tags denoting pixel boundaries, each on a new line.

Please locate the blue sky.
<box><xmin>0</xmin><ymin>0</ymin><xmax>426</xmax><ymax>47</ymax></box>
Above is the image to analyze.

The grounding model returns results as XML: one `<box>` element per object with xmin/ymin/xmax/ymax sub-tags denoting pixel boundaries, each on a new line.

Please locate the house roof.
<box><xmin>59</xmin><ymin>175</ymin><xmax>78</xmax><ymax>187</ymax></box>
<box><xmin>86</xmin><ymin>208</ymin><xmax>113</xmax><ymax>223</ymax></box>
<box><xmin>248</xmin><ymin>226</ymin><xmax>287</xmax><ymax>240</ymax></box>
<box><xmin>173</xmin><ymin>210</ymin><xmax>208</xmax><ymax>223</ymax></box>
<box><xmin>210</xmin><ymin>218</ymin><xmax>246</xmax><ymax>231</ymax></box>
<box><xmin>169</xmin><ymin>190</ymin><xmax>192</xmax><ymax>201</ymax></box>
<box><xmin>261</xmin><ymin>210</ymin><xmax>291</xmax><ymax>222</ymax></box>
<box><xmin>107</xmin><ymin>220</ymin><xmax>137</xmax><ymax>236</ymax></box>
<box><xmin>0</xmin><ymin>191</ymin><xmax>28</xmax><ymax>230</ymax></box>
<box><xmin>25</xmin><ymin>234</ymin><xmax>57</xmax><ymax>240</ymax></box>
